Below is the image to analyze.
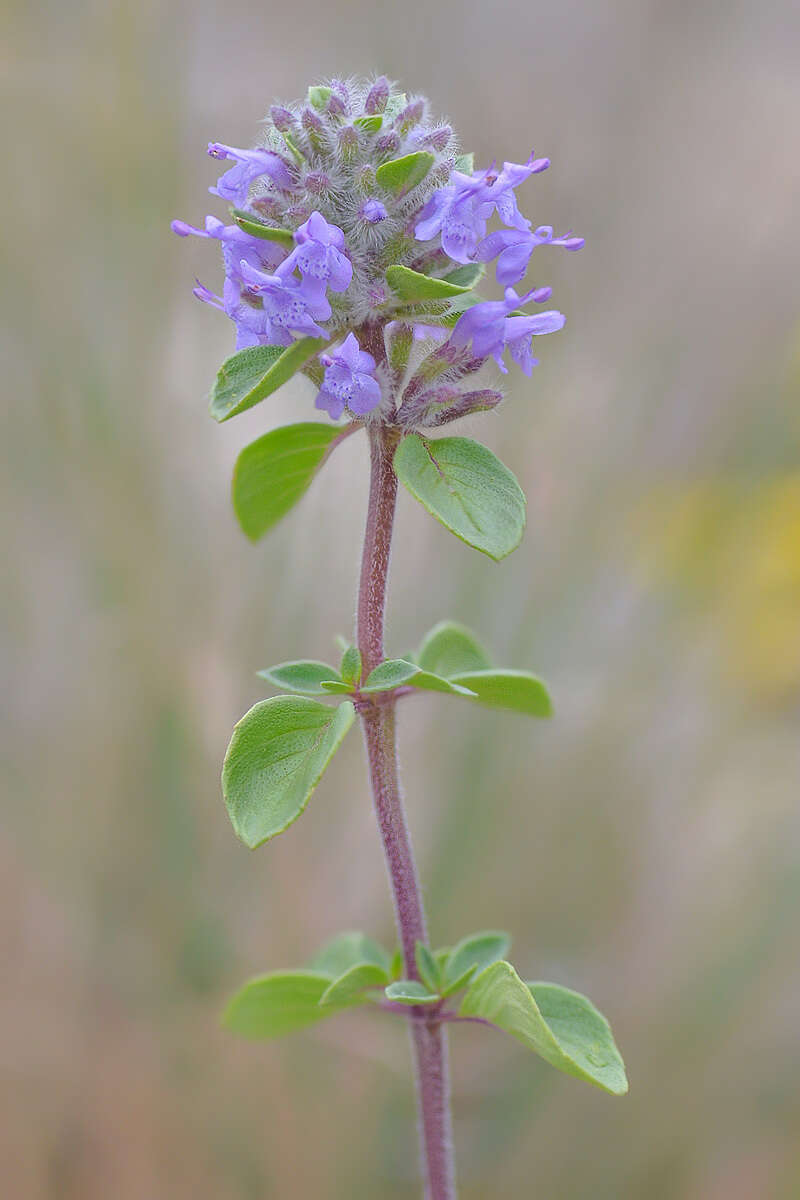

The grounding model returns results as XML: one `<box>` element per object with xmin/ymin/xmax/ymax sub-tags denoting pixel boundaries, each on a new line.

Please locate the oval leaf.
<box><xmin>417</xmin><ymin>620</ymin><xmax>491</xmax><ymax>677</ymax></box>
<box><xmin>394</xmin><ymin>434</ymin><xmax>526</xmax><ymax>561</ymax></box>
<box><xmin>449</xmin><ymin>670</ymin><xmax>553</xmax><ymax>717</ymax></box>
<box><xmin>385</xmin><ymin>980</ymin><xmax>440</xmax><ymax>1006</ymax></box>
<box><xmin>233</xmin><ymin>422</ymin><xmax>343</xmax><ymax>539</ymax></box>
<box><xmin>210</xmin><ymin>338</ymin><xmax>326</xmax><ymax>422</ymax></box>
<box><xmin>375</xmin><ymin>151</ymin><xmax>434</xmax><ymax>194</ymax></box>
<box><xmin>223</xmin><ymin>971</ymin><xmax>339</xmax><ymax>1038</ymax></box>
<box><xmin>385</xmin><ymin>265</ymin><xmax>474</xmax><ymax>304</ymax></box>
<box><xmin>459</xmin><ymin>962</ymin><xmax>628</xmax><ymax>1095</ymax></box>
<box><xmin>222</xmin><ymin>697</ymin><xmax>354</xmax><ymax>849</ymax></box>
<box><xmin>319</xmin><ymin>962</ymin><xmax>390</xmax><ymax>1008</ymax></box>
<box><xmin>362</xmin><ymin>659</ymin><xmax>476</xmax><ymax>697</ymax></box>
<box><xmin>257</xmin><ymin>660</ymin><xmax>342</xmax><ymax>695</ymax></box>
<box><xmin>442</xmin><ymin>931</ymin><xmax>511</xmax><ymax>996</ymax></box>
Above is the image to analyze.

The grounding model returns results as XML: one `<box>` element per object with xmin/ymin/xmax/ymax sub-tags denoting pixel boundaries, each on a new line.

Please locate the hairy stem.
<box><xmin>357</xmin><ymin>422</ymin><xmax>457</xmax><ymax>1200</ymax></box>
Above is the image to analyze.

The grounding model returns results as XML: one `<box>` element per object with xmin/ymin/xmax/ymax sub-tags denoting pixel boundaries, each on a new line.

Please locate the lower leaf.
<box><xmin>459</xmin><ymin>961</ymin><xmax>628</xmax><ymax>1095</ymax></box>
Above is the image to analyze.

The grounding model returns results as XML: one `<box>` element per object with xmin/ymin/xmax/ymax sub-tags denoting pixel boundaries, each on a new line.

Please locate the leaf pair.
<box><xmin>224</xmin><ymin>928</ymin><xmax>628</xmax><ymax>1096</ymax></box>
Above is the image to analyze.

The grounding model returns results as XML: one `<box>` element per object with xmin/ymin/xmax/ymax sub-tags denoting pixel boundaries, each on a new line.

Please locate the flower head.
<box><xmin>316</xmin><ymin>333</ymin><xmax>381</xmax><ymax>420</ymax></box>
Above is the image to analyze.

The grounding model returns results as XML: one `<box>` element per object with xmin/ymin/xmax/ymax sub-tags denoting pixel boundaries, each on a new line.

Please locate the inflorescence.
<box><xmin>173</xmin><ymin>76</ymin><xmax>583</xmax><ymax>428</ymax></box>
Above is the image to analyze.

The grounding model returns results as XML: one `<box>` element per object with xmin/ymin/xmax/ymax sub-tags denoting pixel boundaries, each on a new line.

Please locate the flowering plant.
<box><xmin>174</xmin><ymin>76</ymin><xmax>626</xmax><ymax>1198</ymax></box>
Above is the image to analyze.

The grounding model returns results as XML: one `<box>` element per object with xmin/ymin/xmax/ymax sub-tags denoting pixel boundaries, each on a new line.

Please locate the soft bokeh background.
<box><xmin>3</xmin><ymin>0</ymin><xmax>800</xmax><ymax>1195</ymax></box>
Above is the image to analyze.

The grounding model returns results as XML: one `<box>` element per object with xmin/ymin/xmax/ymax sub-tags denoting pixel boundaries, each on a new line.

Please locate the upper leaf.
<box><xmin>209</xmin><ymin>339</ymin><xmax>326</xmax><ymax>422</ymax></box>
<box><xmin>459</xmin><ymin>962</ymin><xmax>628</xmax><ymax>1095</ymax></box>
<box><xmin>415</xmin><ymin>941</ymin><xmax>442</xmax><ymax>993</ymax></box>
<box><xmin>393</xmin><ymin>434</ymin><xmax>526</xmax><ymax>561</ymax></box>
<box><xmin>339</xmin><ymin>645</ymin><xmax>363</xmax><ymax>686</ymax></box>
<box><xmin>354</xmin><ymin>114</ymin><xmax>383</xmax><ymax>133</ymax></box>
<box><xmin>417</xmin><ymin>620</ymin><xmax>491</xmax><ymax>677</ymax></box>
<box><xmin>233</xmin><ymin>422</ymin><xmax>343</xmax><ymax>541</ymax></box>
<box><xmin>222</xmin><ymin>697</ymin><xmax>354</xmax><ymax>848</ymax></box>
<box><xmin>375</xmin><ymin>151</ymin><xmax>435</xmax><ymax>194</ymax></box>
<box><xmin>449</xmin><ymin>670</ymin><xmax>553</xmax><ymax>718</ymax></box>
<box><xmin>223</xmin><ymin>971</ymin><xmax>342</xmax><ymax>1038</ymax></box>
<box><xmin>442</xmin><ymin>263</ymin><xmax>485</xmax><ymax>289</ymax></box>
<box><xmin>257</xmin><ymin>660</ymin><xmax>342</xmax><ymax>695</ymax></box>
<box><xmin>385</xmin><ymin>265</ymin><xmax>474</xmax><ymax>305</ymax></box>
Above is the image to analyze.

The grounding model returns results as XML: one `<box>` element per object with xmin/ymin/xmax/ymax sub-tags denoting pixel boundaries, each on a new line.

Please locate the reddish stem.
<box><xmin>357</xmin><ymin>422</ymin><xmax>457</xmax><ymax>1200</ymax></box>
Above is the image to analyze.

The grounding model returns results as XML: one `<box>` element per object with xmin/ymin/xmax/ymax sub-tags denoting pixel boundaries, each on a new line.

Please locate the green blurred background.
<box><xmin>3</xmin><ymin>0</ymin><xmax>800</xmax><ymax>1195</ymax></box>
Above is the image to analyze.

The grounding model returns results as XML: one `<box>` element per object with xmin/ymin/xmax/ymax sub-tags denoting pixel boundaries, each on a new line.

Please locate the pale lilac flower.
<box><xmin>316</xmin><ymin>333</ymin><xmax>381</xmax><ymax>420</ymax></box>
<box><xmin>279</xmin><ymin>211</ymin><xmax>353</xmax><ymax>312</ymax></box>
<box><xmin>414</xmin><ymin>153</ymin><xmax>548</xmax><ymax>263</ymax></box>
<box><xmin>475</xmin><ymin>225</ymin><xmax>585</xmax><ymax>285</ymax></box>
<box><xmin>450</xmin><ymin>287</ymin><xmax>563</xmax><ymax>374</ymax></box>
<box><xmin>239</xmin><ymin>260</ymin><xmax>329</xmax><ymax>341</ymax></box>
<box><xmin>207</xmin><ymin>142</ymin><xmax>295</xmax><ymax>205</ymax></box>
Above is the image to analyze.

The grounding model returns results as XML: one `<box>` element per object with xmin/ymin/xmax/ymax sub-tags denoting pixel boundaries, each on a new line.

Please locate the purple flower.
<box><xmin>207</xmin><ymin>142</ymin><xmax>295</xmax><ymax>205</ymax></box>
<box><xmin>359</xmin><ymin>198</ymin><xmax>388</xmax><ymax>224</ymax></box>
<box><xmin>238</xmin><ymin>260</ymin><xmax>329</xmax><ymax>341</ymax></box>
<box><xmin>279</xmin><ymin>211</ymin><xmax>353</xmax><ymax>311</ymax></box>
<box><xmin>414</xmin><ymin>152</ymin><xmax>548</xmax><ymax>264</ymax></box>
<box><xmin>172</xmin><ymin>215</ymin><xmax>289</xmax><ymax>347</ymax></box>
<box><xmin>475</xmin><ymin>224</ymin><xmax>585</xmax><ymax>285</ymax></box>
<box><xmin>450</xmin><ymin>286</ymin><xmax>564</xmax><ymax>374</ymax></box>
<box><xmin>315</xmin><ymin>333</ymin><xmax>381</xmax><ymax>420</ymax></box>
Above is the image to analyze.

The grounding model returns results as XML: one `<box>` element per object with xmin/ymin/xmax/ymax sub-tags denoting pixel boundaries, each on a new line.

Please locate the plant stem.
<box><xmin>357</xmin><ymin>422</ymin><xmax>457</xmax><ymax>1200</ymax></box>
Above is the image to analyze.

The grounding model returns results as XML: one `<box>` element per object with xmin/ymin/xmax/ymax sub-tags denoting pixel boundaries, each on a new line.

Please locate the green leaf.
<box><xmin>442</xmin><ymin>263</ymin><xmax>485</xmax><ymax>288</ymax></box>
<box><xmin>417</xmin><ymin>620</ymin><xmax>491</xmax><ymax>677</ymax></box>
<box><xmin>354</xmin><ymin>114</ymin><xmax>383</xmax><ymax>133</ymax></box>
<box><xmin>376</xmin><ymin>151</ymin><xmax>435</xmax><ymax>194</ymax></box>
<box><xmin>454</xmin><ymin>152</ymin><xmax>474</xmax><ymax>173</ymax></box>
<box><xmin>339</xmin><ymin>645</ymin><xmax>362</xmax><ymax>686</ymax></box>
<box><xmin>233</xmin><ymin>422</ymin><xmax>342</xmax><ymax>541</ymax></box>
<box><xmin>210</xmin><ymin>339</ymin><xmax>326</xmax><ymax>422</ymax></box>
<box><xmin>449</xmin><ymin>670</ymin><xmax>553</xmax><ymax>717</ymax></box>
<box><xmin>257</xmin><ymin>660</ymin><xmax>342</xmax><ymax>695</ymax></box>
<box><xmin>362</xmin><ymin>659</ymin><xmax>476</xmax><ymax>697</ymax></box>
<box><xmin>459</xmin><ymin>962</ymin><xmax>628</xmax><ymax>1096</ymax></box>
<box><xmin>415</xmin><ymin>942</ymin><xmax>441</xmax><ymax>993</ymax></box>
<box><xmin>319</xmin><ymin>962</ymin><xmax>390</xmax><ymax>1008</ymax></box>
<box><xmin>223</xmin><ymin>971</ymin><xmax>340</xmax><ymax>1038</ymax></box>
<box><xmin>231</xmin><ymin>209</ymin><xmax>294</xmax><ymax>246</ymax></box>
<box><xmin>441</xmin><ymin>931</ymin><xmax>511</xmax><ymax>996</ymax></box>
<box><xmin>222</xmin><ymin>697</ymin><xmax>355</xmax><ymax>848</ymax></box>
<box><xmin>393</xmin><ymin>434</ymin><xmax>526</xmax><ymax>561</ymax></box>
<box><xmin>383</xmin><ymin>92</ymin><xmax>407</xmax><ymax>119</ymax></box>
<box><xmin>319</xmin><ymin>679</ymin><xmax>355</xmax><ymax>695</ymax></box>
<box><xmin>385</xmin><ymin>981</ymin><xmax>440</xmax><ymax>1006</ymax></box>
<box><xmin>362</xmin><ymin>659</ymin><xmax>419</xmax><ymax>692</ymax></box>
<box><xmin>309</xmin><ymin>931</ymin><xmax>393</xmax><ymax>977</ymax></box>
<box><xmin>389</xmin><ymin>948</ymin><xmax>404</xmax><ymax>980</ymax></box>
<box><xmin>385</xmin><ymin>265</ymin><xmax>474</xmax><ymax>304</ymax></box>
<box><xmin>308</xmin><ymin>84</ymin><xmax>331</xmax><ymax>110</ymax></box>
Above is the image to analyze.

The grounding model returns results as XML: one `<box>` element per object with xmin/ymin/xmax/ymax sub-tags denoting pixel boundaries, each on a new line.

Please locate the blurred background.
<box><xmin>3</xmin><ymin>0</ymin><xmax>800</xmax><ymax>1195</ymax></box>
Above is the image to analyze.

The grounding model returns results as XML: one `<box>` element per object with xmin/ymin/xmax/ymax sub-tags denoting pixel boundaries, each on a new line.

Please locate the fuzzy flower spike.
<box><xmin>172</xmin><ymin>76</ymin><xmax>583</xmax><ymax>425</ymax></box>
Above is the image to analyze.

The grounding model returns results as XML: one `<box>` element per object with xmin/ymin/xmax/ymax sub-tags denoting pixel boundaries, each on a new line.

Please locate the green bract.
<box><xmin>393</xmin><ymin>434</ymin><xmax>526</xmax><ymax>561</ymax></box>
<box><xmin>233</xmin><ymin>422</ymin><xmax>342</xmax><ymax>541</ymax></box>
<box><xmin>385</xmin><ymin>265</ymin><xmax>474</xmax><ymax>304</ymax></box>
<box><xmin>222</xmin><ymin>697</ymin><xmax>355</xmax><ymax>848</ymax></box>
<box><xmin>230</xmin><ymin>208</ymin><xmax>295</xmax><ymax>246</ymax></box>
<box><xmin>209</xmin><ymin>339</ymin><xmax>326</xmax><ymax>422</ymax></box>
<box><xmin>375</xmin><ymin>151</ymin><xmax>435</xmax><ymax>194</ymax></box>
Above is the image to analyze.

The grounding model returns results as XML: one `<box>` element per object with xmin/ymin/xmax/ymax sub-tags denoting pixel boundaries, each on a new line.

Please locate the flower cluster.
<box><xmin>173</xmin><ymin>76</ymin><xmax>583</xmax><ymax>424</ymax></box>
